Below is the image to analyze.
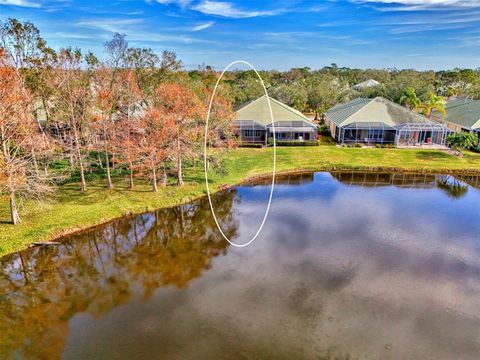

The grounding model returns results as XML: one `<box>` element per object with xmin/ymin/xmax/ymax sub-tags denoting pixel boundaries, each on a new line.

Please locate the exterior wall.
<box><xmin>431</xmin><ymin>116</ymin><xmax>467</xmax><ymax>133</ymax></box>
<box><xmin>239</xmin><ymin>129</ymin><xmax>266</xmax><ymax>144</ymax></box>
<box><xmin>325</xmin><ymin>116</ymin><xmax>337</xmax><ymax>138</ymax></box>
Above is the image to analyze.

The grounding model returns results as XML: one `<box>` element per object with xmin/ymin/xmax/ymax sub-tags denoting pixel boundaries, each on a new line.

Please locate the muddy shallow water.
<box><xmin>1</xmin><ymin>172</ymin><xmax>480</xmax><ymax>360</ymax></box>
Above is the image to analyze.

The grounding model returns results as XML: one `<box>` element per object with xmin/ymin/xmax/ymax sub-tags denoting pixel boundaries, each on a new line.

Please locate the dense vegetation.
<box><xmin>1</xmin><ymin>18</ymin><xmax>480</xmax><ymax>231</ymax></box>
<box><xmin>223</xmin><ymin>63</ymin><xmax>480</xmax><ymax>117</ymax></box>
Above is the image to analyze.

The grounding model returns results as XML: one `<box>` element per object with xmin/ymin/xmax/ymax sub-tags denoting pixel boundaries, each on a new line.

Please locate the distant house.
<box><xmin>351</xmin><ymin>79</ymin><xmax>381</xmax><ymax>91</ymax></box>
<box><xmin>235</xmin><ymin>95</ymin><xmax>317</xmax><ymax>145</ymax></box>
<box><xmin>325</xmin><ymin>97</ymin><xmax>452</xmax><ymax>147</ymax></box>
<box><xmin>431</xmin><ymin>98</ymin><xmax>480</xmax><ymax>136</ymax></box>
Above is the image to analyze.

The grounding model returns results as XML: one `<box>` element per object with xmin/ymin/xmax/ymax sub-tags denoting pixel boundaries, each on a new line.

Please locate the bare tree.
<box><xmin>50</xmin><ymin>48</ymin><xmax>92</xmax><ymax>191</ymax></box>
<box><xmin>0</xmin><ymin>50</ymin><xmax>51</xmax><ymax>224</ymax></box>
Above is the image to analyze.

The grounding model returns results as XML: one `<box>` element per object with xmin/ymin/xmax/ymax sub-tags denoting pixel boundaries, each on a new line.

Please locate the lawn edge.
<box><xmin>2</xmin><ymin>163</ymin><xmax>480</xmax><ymax>257</ymax></box>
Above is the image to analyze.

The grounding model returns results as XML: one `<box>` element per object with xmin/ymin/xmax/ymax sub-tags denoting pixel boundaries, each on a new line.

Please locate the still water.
<box><xmin>1</xmin><ymin>172</ymin><xmax>480</xmax><ymax>360</ymax></box>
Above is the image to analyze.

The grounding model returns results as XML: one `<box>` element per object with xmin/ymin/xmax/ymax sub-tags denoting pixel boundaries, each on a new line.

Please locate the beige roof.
<box><xmin>327</xmin><ymin>97</ymin><xmax>434</xmax><ymax>127</ymax></box>
<box><xmin>236</xmin><ymin>95</ymin><xmax>316</xmax><ymax>127</ymax></box>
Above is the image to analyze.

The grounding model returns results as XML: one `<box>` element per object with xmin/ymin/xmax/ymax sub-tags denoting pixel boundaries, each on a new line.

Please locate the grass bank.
<box><xmin>1</xmin><ymin>145</ymin><xmax>480</xmax><ymax>256</ymax></box>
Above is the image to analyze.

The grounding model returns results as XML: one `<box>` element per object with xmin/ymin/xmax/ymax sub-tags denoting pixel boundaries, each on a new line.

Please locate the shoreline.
<box><xmin>3</xmin><ymin>165</ymin><xmax>480</xmax><ymax>258</ymax></box>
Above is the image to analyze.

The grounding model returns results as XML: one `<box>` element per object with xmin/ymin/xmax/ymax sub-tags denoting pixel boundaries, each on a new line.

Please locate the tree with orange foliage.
<box><xmin>49</xmin><ymin>48</ymin><xmax>93</xmax><ymax>191</ymax></box>
<box><xmin>207</xmin><ymin>94</ymin><xmax>236</xmax><ymax>147</ymax></box>
<box><xmin>154</xmin><ymin>83</ymin><xmax>205</xmax><ymax>186</ymax></box>
<box><xmin>114</xmin><ymin>70</ymin><xmax>144</xmax><ymax>189</ymax></box>
<box><xmin>137</xmin><ymin>107</ymin><xmax>170</xmax><ymax>192</ymax></box>
<box><xmin>91</xmin><ymin>67</ymin><xmax>116</xmax><ymax>189</ymax></box>
<box><xmin>0</xmin><ymin>49</ymin><xmax>50</xmax><ymax>224</ymax></box>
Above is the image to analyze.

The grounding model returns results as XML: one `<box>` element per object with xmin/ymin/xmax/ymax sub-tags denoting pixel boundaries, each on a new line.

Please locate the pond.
<box><xmin>1</xmin><ymin>172</ymin><xmax>480</xmax><ymax>360</ymax></box>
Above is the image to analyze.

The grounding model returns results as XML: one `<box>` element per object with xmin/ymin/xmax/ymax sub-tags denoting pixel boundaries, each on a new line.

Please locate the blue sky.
<box><xmin>1</xmin><ymin>0</ymin><xmax>480</xmax><ymax>70</ymax></box>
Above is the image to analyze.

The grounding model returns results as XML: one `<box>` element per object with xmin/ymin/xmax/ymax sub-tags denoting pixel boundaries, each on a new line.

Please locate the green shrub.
<box><xmin>239</xmin><ymin>143</ymin><xmax>263</xmax><ymax>148</ymax></box>
<box><xmin>355</xmin><ymin>143</ymin><xmax>363</xmax><ymax>148</ymax></box>
<box><xmin>446</xmin><ymin>132</ymin><xmax>478</xmax><ymax>151</ymax></box>
<box><xmin>375</xmin><ymin>144</ymin><xmax>382</xmax><ymax>148</ymax></box>
<box><xmin>385</xmin><ymin>144</ymin><xmax>396</xmax><ymax>149</ymax></box>
<box><xmin>318</xmin><ymin>125</ymin><xmax>330</xmax><ymax>135</ymax></box>
<box><xmin>269</xmin><ymin>140</ymin><xmax>318</xmax><ymax>146</ymax></box>
<box><xmin>317</xmin><ymin>135</ymin><xmax>336</xmax><ymax>145</ymax></box>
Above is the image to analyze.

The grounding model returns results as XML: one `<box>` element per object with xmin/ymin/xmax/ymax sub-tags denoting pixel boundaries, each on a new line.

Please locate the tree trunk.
<box><xmin>41</xmin><ymin>96</ymin><xmax>51</xmax><ymax>123</ymax></box>
<box><xmin>44</xmin><ymin>155</ymin><xmax>49</xmax><ymax>176</ymax></box>
<box><xmin>176</xmin><ymin>137</ymin><xmax>184</xmax><ymax>187</ymax></box>
<box><xmin>9</xmin><ymin>191</ymin><xmax>21</xmax><ymax>225</ymax></box>
<box><xmin>152</xmin><ymin>166</ymin><xmax>158</xmax><ymax>192</ymax></box>
<box><xmin>31</xmin><ymin>148</ymin><xmax>39</xmax><ymax>176</ymax></box>
<box><xmin>69</xmin><ymin>153</ymin><xmax>74</xmax><ymax>169</ymax></box>
<box><xmin>105</xmin><ymin>151</ymin><xmax>113</xmax><ymax>189</ymax></box>
<box><xmin>78</xmin><ymin>156</ymin><xmax>87</xmax><ymax>191</ymax></box>
<box><xmin>129</xmin><ymin>162</ymin><xmax>134</xmax><ymax>190</ymax></box>
<box><xmin>162</xmin><ymin>169</ymin><xmax>167</xmax><ymax>186</ymax></box>
<box><xmin>97</xmin><ymin>153</ymin><xmax>103</xmax><ymax>169</ymax></box>
<box><xmin>73</xmin><ymin>126</ymin><xmax>87</xmax><ymax>191</ymax></box>
<box><xmin>34</xmin><ymin>102</ymin><xmax>50</xmax><ymax>147</ymax></box>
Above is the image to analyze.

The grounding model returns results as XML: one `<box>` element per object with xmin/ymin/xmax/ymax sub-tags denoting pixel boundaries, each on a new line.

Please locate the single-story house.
<box><xmin>235</xmin><ymin>95</ymin><xmax>317</xmax><ymax>145</ymax></box>
<box><xmin>351</xmin><ymin>79</ymin><xmax>380</xmax><ymax>91</ymax></box>
<box><xmin>325</xmin><ymin>97</ymin><xmax>453</xmax><ymax>147</ymax></box>
<box><xmin>431</xmin><ymin>98</ymin><xmax>480</xmax><ymax>141</ymax></box>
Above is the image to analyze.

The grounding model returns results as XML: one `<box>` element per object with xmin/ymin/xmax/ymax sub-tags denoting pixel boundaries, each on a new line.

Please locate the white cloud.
<box><xmin>192</xmin><ymin>0</ymin><xmax>285</xmax><ymax>18</ymax></box>
<box><xmin>154</xmin><ymin>0</ymin><xmax>192</xmax><ymax>6</ymax></box>
<box><xmin>352</xmin><ymin>0</ymin><xmax>480</xmax><ymax>9</ymax></box>
<box><xmin>192</xmin><ymin>21</ymin><xmax>214</xmax><ymax>31</ymax></box>
<box><xmin>75</xmin><ymin>19</ymin><xmax>143</xmax><ymax>34</ymax></box>
<box><xmin>0</xmin><ymin>0</ymin><xmax>41</xmax><ymax>8</ymax></box>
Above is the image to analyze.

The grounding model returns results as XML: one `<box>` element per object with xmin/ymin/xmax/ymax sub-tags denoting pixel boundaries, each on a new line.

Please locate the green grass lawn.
<box><xmin>1</xmin><ymin>145</ymin><xmax>480</xmax><ymax>256</ymax></box>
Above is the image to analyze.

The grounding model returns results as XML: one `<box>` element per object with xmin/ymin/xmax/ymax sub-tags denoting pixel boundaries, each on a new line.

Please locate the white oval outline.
<box><xmin>204</xmin><ymin>60</ymin><xmax>276</xmax><ymax>248</ymax></box>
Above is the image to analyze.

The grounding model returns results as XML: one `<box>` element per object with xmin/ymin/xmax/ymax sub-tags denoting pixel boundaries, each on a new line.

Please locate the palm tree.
<box><xmin>399</xmin><ymin>87</ymin><xmax>420</xmax><ymax>110</ymax></box>
<box><xmin>419</xmin><ymin>92</ymin><xmax>446</xmax><ymax>117</ymax></box>
<box><xmin>437</xmin><ymin>176</ymin><xmax>468</xmax><ymax>199</ymax></box>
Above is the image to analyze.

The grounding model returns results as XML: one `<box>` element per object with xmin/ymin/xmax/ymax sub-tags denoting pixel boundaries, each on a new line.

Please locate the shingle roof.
<box><xmin>352</xmin><ymin>79</ymin><xmax>380</xmax><ymax>90</ymax></box>
<box><xmin>326</xmin><ymin>98</ymin><xmax>371</xmax><ymax>126</ymax></box>
<box><xmin>435</xmin><ymin>98</ymin><xmax>480</xmax><ymax>130</ymax></box>
<box><xmin>235</xmin><ymin>95</ymin><xmax>316</xmax><ymax>127</ymax></box>
<box><xmin>326</xmin><ymin>97</ymin><xmax>436</xmax><ymax>127</ymax></box>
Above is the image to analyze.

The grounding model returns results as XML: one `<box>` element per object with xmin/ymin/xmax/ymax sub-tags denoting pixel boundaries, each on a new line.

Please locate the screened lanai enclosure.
<box><xmin>235</xmin><ymin>95</ymin><xmax>317</xmax><ymax>145</ymax></box>
<box><xmin>326</xmin><ymin>97</ymin><xmax>453</xmax><ymax>147</ymax></box>
<box><xmin>395</xmin><ymin>123</ymin><xmax>452</xmax><ymax>146</ymax></box>
<box><xmin>337</xmin><ymin>122</ymin><xmax>452</xmax><ymax>146</ymax></box>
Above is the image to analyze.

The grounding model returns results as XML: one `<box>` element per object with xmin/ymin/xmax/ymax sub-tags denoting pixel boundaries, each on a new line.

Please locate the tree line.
<box><xmin>2</xmin><ymin>18</ymin><xmax>480</xmax><ymax>225</ymax></box>
<box><xmin>0</xmin><ymin>19</ymin><xmax>234</xmax><ymax>225</ymax></box>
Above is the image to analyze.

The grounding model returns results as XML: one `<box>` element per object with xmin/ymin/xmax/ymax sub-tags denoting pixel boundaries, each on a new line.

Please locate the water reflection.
<box><xmin>1</xmin><ymin>172</ymin><xmax>479</xmax><ymax>360</ymax></box>
<box><xmin>332</xmin><ymin>171</ymin><xmax>476</xmax><ymax>198</ymax></box>
<box><xmin>0</xmin><ymin>190</ymin><xmax>236</xmax><ymax>359</ymax></box>
<box><xmin>244</xmin><ymin>172</ymin><xmax>314</xmax><ymax>186</ymax></box>
<box><xmin>332</xmin><ymin>171</ymin><xmax>439</xmax><ymax>188</ymax></box>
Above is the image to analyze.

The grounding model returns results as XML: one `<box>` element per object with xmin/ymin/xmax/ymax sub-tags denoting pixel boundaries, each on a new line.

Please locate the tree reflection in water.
<box><xmin>0</xmin><ymin>189</ymin><xmax>237</xmax><ymax>360</ymax></box>
<box><xmin>437</xmin><ymin>176</ymin><xmax>469</xmax><ymax>199</ymax></box>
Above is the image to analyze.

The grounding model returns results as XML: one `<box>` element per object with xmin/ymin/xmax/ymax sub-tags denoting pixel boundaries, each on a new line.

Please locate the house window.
<box><xmin>367</xmin><ymin>129</ymin><xmax>383</xmax><ymax>141</ymax></box>
<box><xmin>244</xmin><ymin>129</ymin><xmax>263</xmax><ymax>137</ymax></box>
